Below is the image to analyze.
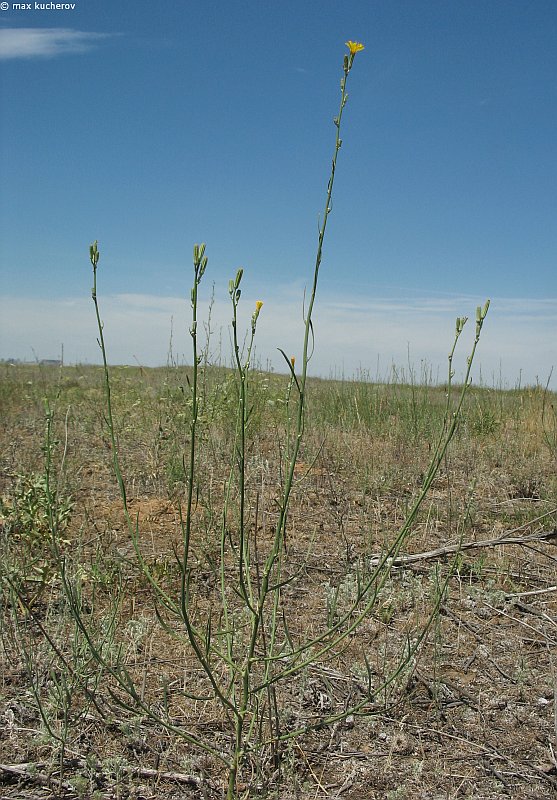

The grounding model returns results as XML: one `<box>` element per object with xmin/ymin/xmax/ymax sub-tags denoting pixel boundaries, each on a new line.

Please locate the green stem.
<box><xmin>227</xmin><ymin>55</ymin><xmax>359</xmax><ymax>791</ymax></box>
<box><xmin>252</xmin><ymin>308</ymin><xmax>490</xmax><ymax>692</ymax></box>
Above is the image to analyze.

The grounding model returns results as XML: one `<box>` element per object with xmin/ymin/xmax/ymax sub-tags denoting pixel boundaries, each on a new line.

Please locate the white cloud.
<box><xmin>0</xmin><ymin>28</ymin><xmax>110</xmax><ymax>60</ymax></box>
<box><xmin>0</xmin><ymin>290</ymin><xmax>555</xmax><ymax>389</ymax></box>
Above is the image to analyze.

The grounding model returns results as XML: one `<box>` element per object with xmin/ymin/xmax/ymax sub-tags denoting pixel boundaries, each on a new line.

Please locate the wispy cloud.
<box><xmin>0</xmin><ymin>28</ymin><xmax>110</xmax><ymax>60</ymax></box>
<box><xmin>0</xmin><ymin>291</ymin><xmax>555</xmax><ymax>389</ymax></box>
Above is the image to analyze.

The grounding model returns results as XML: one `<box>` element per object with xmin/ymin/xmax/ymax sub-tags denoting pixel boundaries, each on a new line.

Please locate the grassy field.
<box><xmin>1</xmin><ymin>361</ymin><xmax>556</xmax><ymax>799</ymax></box>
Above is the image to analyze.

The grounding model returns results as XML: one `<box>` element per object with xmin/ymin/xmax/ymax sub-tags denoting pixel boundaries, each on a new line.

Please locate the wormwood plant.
<box><xmin>0</xmin><ymin>403</ymin><xmax>110</xmax><ymax>792</ymax></box>
<box><xmin>0</xmin><ymin>433</ymin><xmax>73</xmax><ymax>607</ymax></box>
<box><xmin>57</xmin><ymin>42</ymin><xmax>490</xmax><ymax>799</ymax></box>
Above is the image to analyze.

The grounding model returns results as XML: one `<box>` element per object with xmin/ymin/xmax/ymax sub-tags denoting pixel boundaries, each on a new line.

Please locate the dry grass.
<box><xmin>1</xmin><ymin>363</ymin><xmax>556</xmax><ymax>799</ymax></box>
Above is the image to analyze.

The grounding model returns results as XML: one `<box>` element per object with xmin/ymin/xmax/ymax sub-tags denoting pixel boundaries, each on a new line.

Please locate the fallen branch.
<box><xmin>0</xmin><ymin>761</ymin><xmax>74</xmax><ymax>793</ymax></box>
<box><xmin>505</xmin><ymin>585</ymin><xmax>557</xmax><ymax>599</ymax></box>
<box><xmin>0</xmin><ymin>759</ymin><xmax>202</xmax><ymax>791</ymax></box>
<box><xmin>368</xmin><ymin>528</ymin><xmax>557</xmax><ymax>569</ymax></box>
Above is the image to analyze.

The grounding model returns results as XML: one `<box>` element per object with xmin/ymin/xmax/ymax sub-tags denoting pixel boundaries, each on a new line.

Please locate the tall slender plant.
<box><xmin>53</xmin><ymin>40</ymin><xmax>490</xmax><ymax>799</ymax></box>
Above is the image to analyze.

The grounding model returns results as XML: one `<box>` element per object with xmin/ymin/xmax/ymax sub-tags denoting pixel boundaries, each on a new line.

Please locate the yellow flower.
<box><xmin>255</xmin><ymin>300</ymin><xmax>263</xmax><ymax>312</ymax></box>
<box><xmin>346</xmin><ymin>40</ymin><xmax>365</xmax><ymax>55</ymax></box>
<box><xmin>290</xmin><ymin>356</ymin><xmax>296</xmax><ymax>368</ymax></box>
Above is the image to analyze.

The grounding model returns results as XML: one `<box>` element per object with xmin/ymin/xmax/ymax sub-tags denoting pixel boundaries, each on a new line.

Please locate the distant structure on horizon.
<box><xmin>1</xmin><ymin>345</ymin><xmax>64</xmax><ymax>368</ymax></box>
<box><xmin>0</xmin><ymin>358</ymin><xmax>63</xmax><ymax>367</ymax></box>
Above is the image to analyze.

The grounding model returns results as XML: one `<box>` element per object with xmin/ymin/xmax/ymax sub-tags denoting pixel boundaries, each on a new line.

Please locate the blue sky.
<box><xmin>1</xmin><ymin>0</ymin><xmax>556</xmax><ymax>387</ymax></box>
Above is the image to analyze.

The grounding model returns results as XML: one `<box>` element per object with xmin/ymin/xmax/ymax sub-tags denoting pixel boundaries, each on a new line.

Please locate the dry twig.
<box><xmin>368</xmin><ymin>527</ymin><xmax>557</xmax><ymax>569</ymax></box>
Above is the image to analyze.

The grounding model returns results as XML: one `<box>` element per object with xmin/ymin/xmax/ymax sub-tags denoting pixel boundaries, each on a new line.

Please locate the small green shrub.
<box><xmin>0</xmin><ymin>471</ymin><xmax>73</xmax><ymax>605</ymax></box>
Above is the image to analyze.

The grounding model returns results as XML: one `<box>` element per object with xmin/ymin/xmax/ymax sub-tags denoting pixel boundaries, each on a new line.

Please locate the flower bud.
<box><xmin>89</xmin><ymin>241</ymin><xmax>100</xmax><ymax>268</ymax></box>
